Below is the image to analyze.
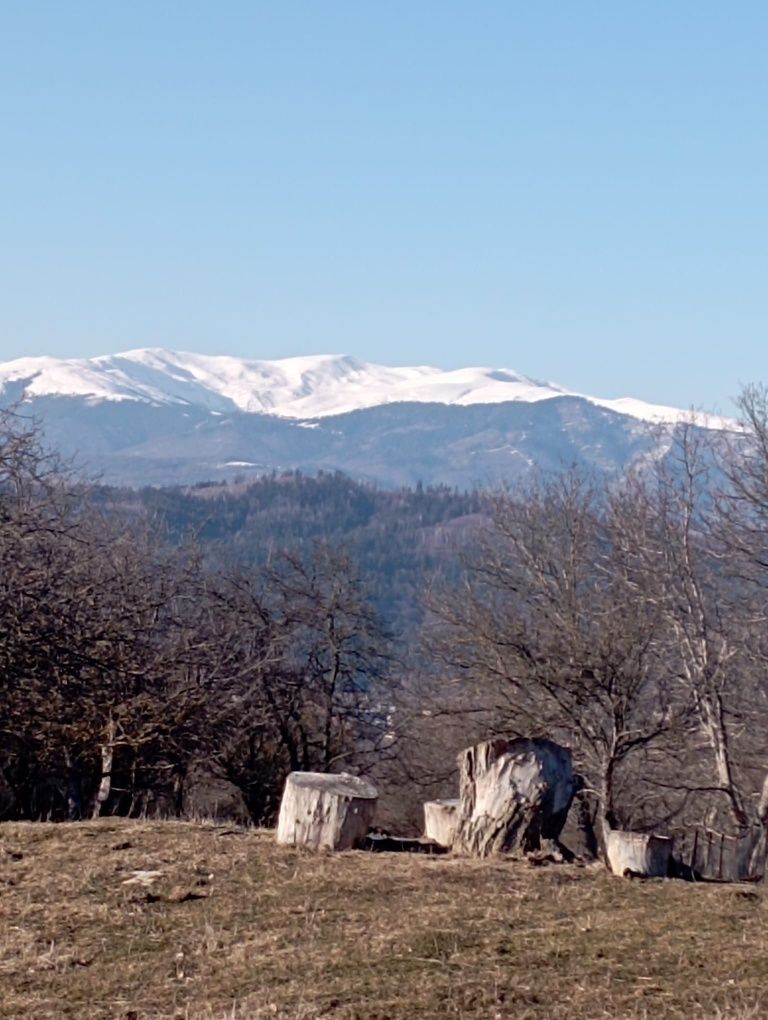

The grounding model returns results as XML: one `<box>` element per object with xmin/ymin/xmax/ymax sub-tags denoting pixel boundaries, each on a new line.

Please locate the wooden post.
<box><xmin>423</xmin><ymin>799</ymin><xmax>459</xmax><ymax>848</ymax></box>
<box><xmin>605</xmin><ymin>830</ymin><xmax>672</xmax><ymax>878</ymax></box>
<box><xmin>276</xmin><ymin>772</ymin><xmax>378</xmax><ymax>851</ymax></box>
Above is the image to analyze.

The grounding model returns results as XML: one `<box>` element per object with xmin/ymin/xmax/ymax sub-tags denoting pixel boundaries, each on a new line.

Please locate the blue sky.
<box><xmin>1</xmin><ymin>2</ymin><xmax>765</xmax><ymax>411</ymax></box>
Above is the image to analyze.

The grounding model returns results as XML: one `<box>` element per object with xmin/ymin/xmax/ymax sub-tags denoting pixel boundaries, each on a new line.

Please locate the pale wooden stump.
<box><xmin>276</xmin><ymin>772</ymin><xmax>378</xmax><ymax>851</ymax></box>
<box><xmin>423</xmin><ymin>798</ymin><xmax>459</xmax><ymax>848</ymax></box>
<box><xmin>605</xmin><ymin>830</ymin><xmax>672</xmax><ymax>877</ymax></box>
<box><xmin>453</xmin><ymin>737</ymin><xmax>576</xmax><ymax>858</ymax></box>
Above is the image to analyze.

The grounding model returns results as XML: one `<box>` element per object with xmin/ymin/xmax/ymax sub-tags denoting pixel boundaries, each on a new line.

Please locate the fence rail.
<box><xmin>671</xmin><ymin>825</ymin><xmax>766</xmax><ymax>882</ymax></box>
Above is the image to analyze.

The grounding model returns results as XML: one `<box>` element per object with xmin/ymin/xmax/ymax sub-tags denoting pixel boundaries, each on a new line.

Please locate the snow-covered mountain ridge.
<box><xmin>0</xmin><ymin>348</ymin><xmax>717</xmax><ymax>426</ymax></box>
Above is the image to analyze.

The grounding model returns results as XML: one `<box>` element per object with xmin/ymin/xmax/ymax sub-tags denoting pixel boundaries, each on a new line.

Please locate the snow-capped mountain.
<box><xmin>0</xmin><ymin>348</ymin><xmax>723</xmax><ymax>489</ymax></box>
<box><xmin>0</xmin><ymin>348</ymin><xmax>712</xmax><ymax>425</ymax></box>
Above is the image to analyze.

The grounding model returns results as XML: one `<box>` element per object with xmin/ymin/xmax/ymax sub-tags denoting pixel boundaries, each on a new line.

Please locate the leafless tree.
<box><xmin>632</xmin><ymin>424</ymin><xmax>764</xmax><ymax>830</ymax></box>
<box><xmin>709</xmin><ymin>387</ymin><xmax>768</xmax><ymax>830</ymax></box>
<box><xmin>427</xmin><ymin>472</ymin><xmax>681</xmax><ymax>845</ymax></box>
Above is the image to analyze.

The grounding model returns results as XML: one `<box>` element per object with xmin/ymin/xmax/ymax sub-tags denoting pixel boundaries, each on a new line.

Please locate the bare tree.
<box><xmin>710</xmin><ymin>386</ymin><xmax>768</xmax><ymax>829</ymax></box>
<box><xmin>427</xmin><ymin>472</ymin><xmax>679</xmax><ymax>845</ymax></box>
<box><xmin>194</xmin><ymin>543</ymin><xmax>395</xmax><ymax>824</ymax></box>
<box><xmin>634</xmin><ymin>424</ymin><xmax>763</xmax><ymax>830</ymax></box>
<box><xmin>265</xmin><ymin>544</ymin><xmax>394</xmax><ymax>773</ymax></box>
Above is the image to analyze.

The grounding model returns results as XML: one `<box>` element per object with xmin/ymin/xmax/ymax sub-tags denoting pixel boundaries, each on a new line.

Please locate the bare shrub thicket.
<box><xmin>0</xmin><ymin>410</ymin><xmax>392</xmax><ymax>823</ymax></box>
<box><xmin>201</xmin><ymin>546</ymin><xmax>396</xmax><ymax>823</ymax></box>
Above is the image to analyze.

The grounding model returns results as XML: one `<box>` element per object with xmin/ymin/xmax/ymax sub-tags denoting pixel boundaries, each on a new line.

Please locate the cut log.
<box><xmin>423</xmin><ymin>799</ymin><xmax>459</xmax><ymax>848</ymax></box>
<box><xmin>453</xmin><ymin>737</ymin><xmax>576</xmax><ymax>858</ymax></box>
<box><xmin>605</xmin><ymin>830</ymin><xmax>672</xmax><ymax>878</ymax></box>
<box><xmin>276</xmin><ymin>772</ymin><xmax>378</xmax><ymax>851</ymax></box>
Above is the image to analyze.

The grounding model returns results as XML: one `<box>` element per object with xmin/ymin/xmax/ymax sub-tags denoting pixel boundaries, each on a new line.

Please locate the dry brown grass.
<box><xmin>1</xmin><ymin>819</ymin><xmax>766</xmax><ymax>1019</ymax></box>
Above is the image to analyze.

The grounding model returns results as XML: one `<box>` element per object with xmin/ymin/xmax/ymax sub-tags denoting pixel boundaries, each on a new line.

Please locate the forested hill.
<box><xmin>95</xmin><ymin>471</ymin><xmax>486</xmax><ymax>634</ymax></box>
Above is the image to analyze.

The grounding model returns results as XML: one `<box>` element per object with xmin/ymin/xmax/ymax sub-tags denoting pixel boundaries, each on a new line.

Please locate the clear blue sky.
<box><xmin>1</xmin><ymin>2</ymin><xmax>766</xmax><ymax>411</ymax></box>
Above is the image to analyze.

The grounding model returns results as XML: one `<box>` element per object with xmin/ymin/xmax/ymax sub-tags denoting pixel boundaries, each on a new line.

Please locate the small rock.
<box><xmin>122</xmin><ymin>869</ymin><xmax>164</xmax><ymax>886</ymax></box>
<box><xmin>167</xmin><ymin>886</ymin><xmax>208</xmax><ymax>904</ymax></box>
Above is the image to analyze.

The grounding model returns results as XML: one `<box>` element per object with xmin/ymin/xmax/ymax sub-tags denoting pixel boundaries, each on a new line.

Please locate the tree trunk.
<box><xmin>91</xmin><ymin>720</ymin><xmax>115</xmax><ymax>820</ymax></box>
<box><xmin>576</xmin><ymin>792</ymin><xmax>599</xmax><ymax>859</ymax></box>
<box><xmin>453</xmin><ymin>737</ymin><xmax>576</xmax><ymax>858</ymax></box>
<box><xmin>700</xmin><ymin>698</ymin><xmax>748</xmax><ymax>828</ymax></box>
<box><xmin>65</xmin><ymin>750</ymin><xmax>81</xmax><ymax>821</ymax></box>
<box><xmin>276</xmin><ymin>772</ymin><xmax>378</xmax><ymax>851</ymax></box>
<box><xmin>423</xmin><ymin>798</ymin><xmax>459</xmax><ymax>848</ymax></box>
<box><xmin>757</xmin><ymin>773</ymin><xmax>768</xmax><ymax>827</ymax></box>
<box><xmin>748</xmin><ymin>772</ymin><xmax>768</xmax><ymax>880</ymax></box>
<box><xmin>605</xmin><ymin>830</ymin><xmax>672</xmax><ymax>877</ymax></box>
<box><xmin>600</xmin><ymin>755</ymin><xmax>618</xmax><ymax>834</ymax></box>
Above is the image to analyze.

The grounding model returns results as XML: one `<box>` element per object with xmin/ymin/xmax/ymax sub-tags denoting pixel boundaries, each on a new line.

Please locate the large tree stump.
<box><xmin>605</xmin><ymin>830</ymin><xmax>672</xmax><ymax>877</ymax></box>
<box><xmin>276</xmin><ymin>772</ymin><xmax>378</xmax><ymax>851</ymax></box>
<box><xmin>453</xmin><ymin>737</ymin><xmax>576</xmax><ymax>857</ymax></box>
<box><xmin>423</xmin><ymin>798</ymin><xmax>459</xmax><ymax>848</ymax></box>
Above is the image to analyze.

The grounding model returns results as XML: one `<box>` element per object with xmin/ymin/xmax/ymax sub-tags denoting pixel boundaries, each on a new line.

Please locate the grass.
<box><xmin>1</xmin><ymin>820</ymin><xmax>767</xmax><ymax>1019</ymax></box>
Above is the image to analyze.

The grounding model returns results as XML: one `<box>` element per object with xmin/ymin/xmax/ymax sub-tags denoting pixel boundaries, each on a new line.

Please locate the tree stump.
<box><xmin>276</xmin><ymin>772</ymin><xmax>378</xmax><ymax>851</ymax></box>
<box><xmin>423</xmin><ymin>798</ymin><xmax>459</xmax><ymax>848</ymax></box>
<box><xmin>605</xmin><ymin>830</ymin><xmax>672</xmax><ymax>877</ymax></box>
<box><xmin>453</xmin><ymin>737</ymin><xmax>576</xmax><ymax>857</ymax></box>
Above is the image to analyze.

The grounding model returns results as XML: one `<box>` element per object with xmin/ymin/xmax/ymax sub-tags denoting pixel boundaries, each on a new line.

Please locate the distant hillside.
<box><xmin>27</xmin><ymin>393</ymin><xmax>679</xmax><ymax>489</ymax></box>
<box><xmin>97</xmin><ymin>471</ymin><xmax>485</xmax><ymax>635</ymax></box>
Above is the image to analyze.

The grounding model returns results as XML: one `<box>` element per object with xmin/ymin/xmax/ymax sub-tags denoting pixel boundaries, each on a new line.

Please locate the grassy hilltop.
<box><xmin>1</xmin><ymin>821</ymin><xmax>767</xmax><ymax>1020</ymax></box>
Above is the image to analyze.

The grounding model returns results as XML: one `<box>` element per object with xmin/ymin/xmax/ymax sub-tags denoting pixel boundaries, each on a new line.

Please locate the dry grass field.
<box><xmin>1</xmin><ymin>819</ymin><xmax>767</xmax><ymax>1020</ymax></box>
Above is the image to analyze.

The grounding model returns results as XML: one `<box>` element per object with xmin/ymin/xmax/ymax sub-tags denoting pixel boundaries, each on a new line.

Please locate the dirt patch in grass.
<box><xmin>0</xmin><ymin>819</ymin><xmax>766</xmax><ymax>1019</ymax></box>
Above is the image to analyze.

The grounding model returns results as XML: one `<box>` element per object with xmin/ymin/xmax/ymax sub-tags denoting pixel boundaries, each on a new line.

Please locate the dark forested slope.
<box><xmin>95</xmin><ymin>471</ymin><xmax>485</xmax><ymax>634</ymax></box>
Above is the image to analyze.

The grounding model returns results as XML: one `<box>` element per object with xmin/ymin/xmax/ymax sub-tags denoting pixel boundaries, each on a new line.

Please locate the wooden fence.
<box><xmin>672</xmin><ymin>825</ymin><xmax>767</xmax><ymax>882</ymax></box>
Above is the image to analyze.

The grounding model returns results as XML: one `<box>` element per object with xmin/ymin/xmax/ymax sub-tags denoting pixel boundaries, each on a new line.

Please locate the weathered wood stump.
<box><xmin>423</xmin><ymin>798</ymin><xmax>459</xmax><ymax>848</ymax></box>
<box><xmin>605</xmin><ymin>830</ymin><xmax>672</xmax><ymax>877</ymax></box>
<box><xmin>276</xmin><ymin>772</ymin><xmax>378</xmax><ymax>851</ymax></box>
<box><xmin>453</xmin><ymin>737</ymin><xmax>576</xmax><ymax>857</ymax></box>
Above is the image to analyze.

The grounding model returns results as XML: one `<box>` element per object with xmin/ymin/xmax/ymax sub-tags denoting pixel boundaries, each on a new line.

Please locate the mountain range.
<box><xmin>0</xmin><ymin>348</ymin><xmax>722</xmax><ymax>489</ymax></box>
